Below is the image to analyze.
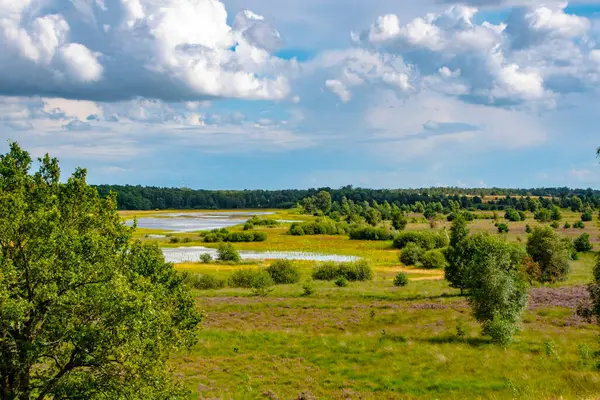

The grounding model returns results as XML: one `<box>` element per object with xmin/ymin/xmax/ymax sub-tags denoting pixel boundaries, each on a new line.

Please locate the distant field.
<box><xmin>120</xmin><ymin>209</ymin><xmax>600</xmax><ymax>399</ymax></box>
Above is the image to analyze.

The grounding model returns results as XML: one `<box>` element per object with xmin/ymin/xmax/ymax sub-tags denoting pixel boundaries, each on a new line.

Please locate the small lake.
<box><xmin>162</xmin><ymin>246</ymin><xmax>359</xmax><ymax>263</ymax></box>
<box><xmin>126</xmin><ymin>211</ymin><xmax>275</xmax><ymax>232</ymax></box>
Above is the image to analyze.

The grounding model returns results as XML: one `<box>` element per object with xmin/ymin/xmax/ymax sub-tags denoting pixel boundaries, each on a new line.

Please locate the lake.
<box><xmin>162</xmin><ymin>246</ymin><xmax>359</xmax><ymax>263</ymax></box>
<box><xmin>126</xmin><ymin>211</ymin><xmax>275</xmax><ymax>232</ymax></box>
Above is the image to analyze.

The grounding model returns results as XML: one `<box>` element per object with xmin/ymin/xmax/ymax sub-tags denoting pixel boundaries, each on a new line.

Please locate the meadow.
<box><xmin>123</xmin><ymin>209</ymin><xmax>600</xmax><ymax>400</ymax></box>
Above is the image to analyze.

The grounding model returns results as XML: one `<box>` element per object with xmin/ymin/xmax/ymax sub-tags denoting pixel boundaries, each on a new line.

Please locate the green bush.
<box><xmin>182</xmin><ymin>237</ymin><xmax>192</xmax><ymax>243</ymax></box>
<box><xmin>199</xmin><ymin>253</ymin><xmax>212</xmax><ymax>263</ymax></box>
<box><xmin>574</xmin><ymin>221</ymin><xmax>585</xmax><ymax>229</ymax></box>
<box><xmin>334</xmin><ymin>277</ymin><xmax>349</xmax><ymax>287</ymax></box>
<box><xmin>202</xmin><ymin>229</ymin><xmax>267</xmax><ymax>243</ymax></box>
<box><xmin>302</xmin><ymin>280</ymin><xmax>316</xmax><ymax>296</ymax></box>
<box><xmin>504</xmin><ymin>209</ymin><xmax>524</xmax><ymax>222</ymax></box>
<box><xmin>243</xmin><ymin>222</ymin><xmax>254</xmax><ymax>230</ymax></box>
<box><xmin>550</xmin><ymin>221</ymin><xmax>560</xmax><ymax>229</ymax></box>
<box><xmin>169</xmin><ymin>237</ymin><xmax>180</xmax><ymax>244</ymax></box>
<box><xmin>183</xmin><ymin>273</ymin><xmax>225</xmax><ymax>290</ymax></box>
<box><xmin>229</xmin><ymin>269</ymin><xmax>259</xmax><ymax>288</ymax></box>
<box><xmin>564</xmin><ymin>222</ymin><xmax>571</xmax><ymax>229</ymax></box>
<box><xmin>421</xmin><ymin>250</ymin><xmax>447</xmax><ymax>269</ymax></box>
<box><xmin>394</xmin><ymin>272</ymin><xmax>409</xmax><ymax>287</ymax></box>
<box><xmin>393</xmin><ymin>231</ymin><xmax>449</xmax><ymax>250</ymax></box>
<box><xmin>574</xmin><ymin>233</ymin><xmax>593</xmax><ymax>253</ymax></box>
<box><xmin>217</xmin><ymin>243</ymin><xmax>241</xmax><ymax>262</ymax></box>
<box><xmin>266</xmin><ymin>260</ymin><xmax>301</xmax><ymax>284</ymax></box>
<box><xmin>349</xmin><ymin>226</ymin><xmax>394</xmax><ymax>241</ymax></box>
<box><xmin>496</xmin><ymin>223</ymin><xmax>509</xmax><ymax>233</ymax></box>
<box><xmin>525</xmin><ymin>224</ymin><xmax>532</xmax><ymax>233</ymax></box>
<box><xmin>399</xmin><ymin>242</ymin><xmax>423</xmax><ymax>266</ymax></box>
<box><xmin>288</xmin><ymin>219</ymin><xmax>347</xmax><ymax>236</ymax></box>
<box><xmin>581</xmin><ymin>212</ymin><xmax>593</xmax><ymax>222</ymax></box>
<box><xmin>311</xmin><ymin>260</ymin><xmax>373</xmax><ymax>282</ymax></box>
<box><xmin>251</xmin><ymin>271</ymin><xmax>274</xmax><ymax>296</ymax></box>
<box><xmin>246</xmin><ymin>216</ymin><xmax>280</xmax><ymax>227</ymax></box>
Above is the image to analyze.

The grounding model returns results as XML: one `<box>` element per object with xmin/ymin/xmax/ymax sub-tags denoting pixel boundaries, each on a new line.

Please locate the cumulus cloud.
<box><xmin>353</xmin><ymin>3</ymin><xmax>600</xmax><ymax>107</ymax></box>
<box><xmin>0</xmin><ymin>0</ymin><xmax>296</xmax><ymax>102</ymax></box>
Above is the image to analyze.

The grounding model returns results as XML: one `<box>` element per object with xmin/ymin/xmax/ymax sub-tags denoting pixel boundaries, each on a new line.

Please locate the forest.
<box><xmin>96</xmin><ymin>184</ymin><xmax>600</xmax><ymax>210</ymax></box>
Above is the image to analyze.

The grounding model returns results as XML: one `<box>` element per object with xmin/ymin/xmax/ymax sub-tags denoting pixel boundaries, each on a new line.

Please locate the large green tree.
<box><xmin>0</xmin><ymin>143</ymin><xmax>202</xmax><ymax>399</ymax></box>
<box><xmin>526</xmin><ymin>226</ymin><xmax>572</xmax><ymax>283</ymax></box>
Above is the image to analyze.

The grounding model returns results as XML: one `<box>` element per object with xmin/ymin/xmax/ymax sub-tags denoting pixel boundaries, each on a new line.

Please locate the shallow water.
<box><xmin>126</xmin><ymin>211</ymin><xmax>274</xmax><ymax>232</ymax></box>
<box><xmin>162</xmin><ymin>246</ymin><xmax>359</xmax><ymax>263</ymax></box>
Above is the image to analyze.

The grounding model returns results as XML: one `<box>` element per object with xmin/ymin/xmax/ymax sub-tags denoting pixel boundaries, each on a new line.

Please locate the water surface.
<box><xmin>127</xmin><ymin>211</ymin><xmax>274</xmax><ymax>232</ymax></box>
<box><xmin>162</xmin><ymin>246</ymin><xmax>359</xmax><ymax>263</ymax></box>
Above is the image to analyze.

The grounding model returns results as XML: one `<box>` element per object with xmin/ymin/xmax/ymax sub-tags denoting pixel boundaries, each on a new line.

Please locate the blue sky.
<box><xmin>0</xmin><ymin>0</ymin><xmax>599</xmax><ymax>189</ymax></box>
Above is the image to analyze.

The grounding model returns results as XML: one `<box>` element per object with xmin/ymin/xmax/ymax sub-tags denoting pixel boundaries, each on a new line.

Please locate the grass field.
<box><xmin>121</xmin><ymin>209</ymin><xmax>600</xmax><ymax>399</ymax></box>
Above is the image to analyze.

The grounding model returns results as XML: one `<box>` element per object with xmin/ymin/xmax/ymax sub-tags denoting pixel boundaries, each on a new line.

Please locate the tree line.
<box><xmin>95</xmin><ymin>184</ymin><xmax>600</xmax><ymax>211</ymax></box>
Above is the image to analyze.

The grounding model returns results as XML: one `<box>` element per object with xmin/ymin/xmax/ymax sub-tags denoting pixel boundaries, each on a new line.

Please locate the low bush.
<box><xmin>251</xmin><ymin>271</ymin><xmax>274</xmax><ymax>296</ymax></box>
<box><xmin>393</xmin><ymin>231</ymin><xmax>449</xmax><ymax>250</ymax></box>
<box><xmin>574</xmin><ymin>233</ymin><xmax>593</xmax><ymax>253</ymax></box>
<box><xmin>289</xmin><ymin>219</ymin><xmax>348</xmax><ymax>236</ymax></box>
<box><xmin>183</xmin><ymin>273</ymin><xmax>225</xmax><ymax>290</ymax></box>
<box><xmin>229</xmin><ymin>269</ymin><xmax>259</xmax><ymax>288</ymax></box>
<box><xmin>399</xmin><ymin>242</ymin><xmax>423</xmax><ymax>266</ymax></box>
<box><xmin>217</xmin><ymin>243</ymin><xmax>241</xmax><ymax>263</ymax></box>
<box><xmin>266</xmin><ymin>260</ymin><xmax>301</xmax><ymax>284</ymax></box>
<box><xmin>334</xmin><ymin>277</ymin><xmax>349</xmax><ymax>287</ymax></box>
<box><xmin>349</xmin><ymin>226</ymin><xmax>394</xmax><ymax>241</ymax></box>
<box><xmin>420</xmin><ymin>249</ymin><xmax>447</xmax><ymax>269</ymax></box>
<box><xmin>550</xmin><ymin>221</ymin><xmax>560</xmax><ymax>229</ymax></box>
<box><xmin>564</xmin><ymin>222</ymin><xmax>571</xmax><ymax>229</ymax></box>
<box><xmin>496</xmin><ymin>223</ymin><xmax>509</xmax><ymax>233</ymax></box>
<box><xmin>247</xmin><ymin>216</ymin><xmax>280</xmax><ymax>227</ymax></box>
<box><xmin>200</xmin><ymin>253</ymin><xmax>212</xmax><ymax>263</ymax></box>
<box><xmin>169</xmin><ymin>237</ymin><xmax>180</xmax><ymax>244</ymax></box>
<box><xmin>581</xmin><ymin>212</ymin><xmax>593</xmax><ymax>222</ymax></box>
<box><xmin>311</xmin><ymin>260</ymin><xmax>373</xmax><ymax>282</ymax></box>
<box><xmin>394</xmin><ymin>272</ymin><xmax>409</xmax><ymax>287</ymax></box>
<box><xmin>302</xmin><ymin>280</ymin><xmax>316</xmax><ymax>296</ymax></box>
<box><xmin>202</xmin><ymin>229</ymin><xmax>267</xmax><ymax>243</ymax></box>
<box><xmin>574</xmin><ymin>221</ymin><xmax>585</xmax><ymax>229</ymax></box>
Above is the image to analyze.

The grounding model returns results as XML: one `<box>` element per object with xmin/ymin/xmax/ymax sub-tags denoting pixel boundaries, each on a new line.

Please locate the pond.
<box><xmin>162</xmin><ymin>246</ymin><xmax>359</xmax><ymax>263</ymax></box>
<box><xmin>126</xmin><ymin>211</ymin><xmax>275</xmax><ymax>232</ymax></box>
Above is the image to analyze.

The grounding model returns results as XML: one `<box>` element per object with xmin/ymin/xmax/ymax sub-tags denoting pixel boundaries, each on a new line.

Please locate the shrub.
<box><xmin>169</xmin><ymin>237</ymin><xmax>180</xmax><ymax>244</ymax></box>
<box><xmin>564</xmin><ymin>222</ymin><xmax>571</xmax><ymax>229</ymax></box>
<box><xmin>183</xmin><ymin>273</ymin><xmax>225</xmax><ymax>290</ymax></box>
<box><xmin>574</xmin><ymin>233</ymin><xmax>593</xmax><ymax>253</ymax></box>
<box><xmin>289</xmin><ymin>224</ymin><xmax>305</xmax><ymax>236</ymax></box>
<box><xmin>334</xmin><ymin>277</ymin><xmax>349</xmax><ymax>287</ymax></box>
<box><xmin>349</xmin><ymin>226</ymin><xmax>394</xmax><ymax>241</ymax></box>
<box><xmin>393</xmin><ymin>231</ymin><xmax>449</xmax><ymax>250</ymax></box>
<box><xmin>550</xmin><ymin>221</ymin><xmax>560</xmax><ymax>229</ymax></box>
<box><xmin>182</xmin><ymin>237</ymin><xmax>192</xmax><ymax>243</ymax></box>
<box><xmin>246</xmin><ymin>216</ymin><xmax>280</xmax><ymax>227</ymax></box>
<box><xmin>311</xmin><ymin>262</ymin><xmax>339</xmax><ymax>281</ymax></box>
<box><xmin>266</xmin><ymin>260</ymin><xmax>301</xmax><ymax>284</ymax></box>
<box><xmin>200</xmin><ymin>253</ymin><xmax>212</xmax><ymax>263</ymax></box>
<box><xmin>574</xmin><ymin>221</ymin><xmax>585</xmax><ymax>229</ymax></box>
<box><xmin>421</xmin><ymin>250</ymin><xmax>447</xmax><ymax>269</ymax></box>
<box><xmin>394</xmin><ymin>272</ymin><xmax>409</xmax><ymax>287</ymax></box>
<box><xmin>534</xmin><ymin>208</ymin><xmax>552</xmax><ymax>222</ymax></box>
<box><xmin>302</xmin><ymin>280</ymin><xmax>316</xmax><ymax>296</ymax></box>
<box><xmin>217</xmin><ymin>243</ymin><xmax>241</xmax><ymax>263</ymax></box>
<box><xmin>392</xmin><ymin>212</ymin><xmax>408</xmax><ymax>231</ymax></box>
<box><xmin>496</xmin><ymin>223</ymin><xmax>509</xmax><ymax>233</ymax></box>
<box><xmin>229</xmin><ymin>269</ymin><xmax>259</xmax><ymax>288</ymax></box>
<box><xmin>243</xmin><ymin>222</ymin><xmax>254</xmax><ymax>230</ymax></box>
<box><xmin>504</xmin><ymin>209</ymin><xmax>522</xmax><ymax>222</ymax></box>
<box><xmin>202</xmin><ymin>229</ymin><xmax>267</xmax><ymax>243</ymax></box>
<box><xmin>581</xmin><ymin>212</ymin><xmax>593</xmax><ymax>222</ymax></box>
<box><xmin>399</xmin><ymin>242</ymin><xmax>424</xmax><ymax>266</ymax></box>
<box><xmin>526</xmin><ymin>226</ymin><xmax>572</xmax><ymax>283</ymax></box>
<box><xmin>252</xmin><ymin>231</ymin><xmax>268</xmax><ymax>242</ymax></box>
<box><xmin>311</xmin><ymin>260</ymin><xmax>373</xmax><ymax>282</ymax></box>
<box><xmin>525</xmin><ymin>224</ymin><xmax>532</xmax><ymax>233</ymax></box>
<box><xmin>251</xmin><ymin>271</ymin><xmax>274</xmax><ymax>296</ymax></box>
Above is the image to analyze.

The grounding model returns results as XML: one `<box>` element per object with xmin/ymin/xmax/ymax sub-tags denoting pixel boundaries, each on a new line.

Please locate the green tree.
<box><xmin>446</xmin><ymin>233</ymin><xmax>528</xmax><ymax>345</ymax></box>
<box><xmin>574</xmin><ymin>233</ymin><xmax>593</xmax><ymax>253</ymax></box>
<box><xmin>526</xmin><ymin>226</ymin><xmax>572</xmax><ymax>283</ymax></box>
<box><xmin>570</xmin><ymin>196</ymin><xmax>584</xmax><ymax>212</ymax></box>
<box><xmin>314</xmin><ymin>190</ymin><xmax>332</xmax><ymax>214</ymax></box>
<box><xmin>391</xmin><ymin>212</ymin><xmax>408</xmax><ymax>231</ymax></box>
<box><xmin>445</xmin><ymin>215</ymin><xmax>470</xmax><ymax>294</ymax></box>
<box><xmin>0</xmin><ymin>143</ymin><xmax>202</xmax><ymax>399</ymax></box>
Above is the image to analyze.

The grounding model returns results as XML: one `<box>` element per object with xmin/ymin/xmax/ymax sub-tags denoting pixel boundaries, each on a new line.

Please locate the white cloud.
<box><xmin>0</xmin><ymin>0</ymin><xmax>296</xmax><ymax>102</ymax></box>
<box><xmin>325</xmin><ymin>80</ymin><xmax>352</xmax><ymax>102</ymax></box>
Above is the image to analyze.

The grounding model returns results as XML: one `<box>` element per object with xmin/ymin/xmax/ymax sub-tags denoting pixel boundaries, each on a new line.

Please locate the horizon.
<box><xmin>1</xmin><ymin>1</ymin><xmax>600</xmax><ymax>189</ymax></box>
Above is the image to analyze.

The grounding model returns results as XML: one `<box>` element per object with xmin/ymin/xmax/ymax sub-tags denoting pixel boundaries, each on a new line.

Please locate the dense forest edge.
<box><xmin>95</xmin><ymin>184</ymin><xmax>600</xmax><ymax>210</ymax></box>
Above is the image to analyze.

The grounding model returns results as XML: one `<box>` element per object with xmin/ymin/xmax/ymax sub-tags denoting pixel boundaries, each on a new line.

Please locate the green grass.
<box><xmin>120</xmin><ymin>209</ymin><xmax>600</xmax><ymax>399</ymax></box>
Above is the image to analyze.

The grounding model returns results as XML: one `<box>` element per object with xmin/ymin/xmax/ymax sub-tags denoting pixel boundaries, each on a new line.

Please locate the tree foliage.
<box><xmin>0</xmin><ymin>143</ymin><xmax>202</xmax><ymax>399</ymax></box>
<box><xmin>526</xmin><ymin>226</ymin><xmax>572</xmax><ymax>283</ymax></box>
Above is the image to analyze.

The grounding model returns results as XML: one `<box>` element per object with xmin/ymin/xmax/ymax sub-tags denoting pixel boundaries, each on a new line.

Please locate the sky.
<box><xmin>0</xmin><ymin>0</ymin><xmax>600</xmax><ymax>189</ymax></box>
